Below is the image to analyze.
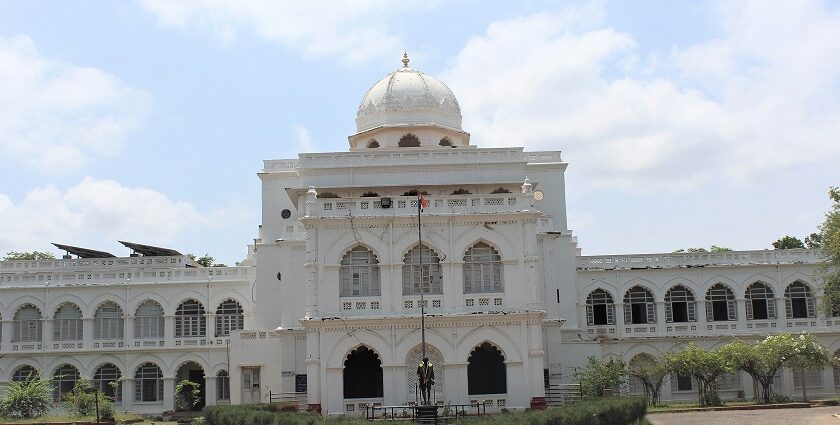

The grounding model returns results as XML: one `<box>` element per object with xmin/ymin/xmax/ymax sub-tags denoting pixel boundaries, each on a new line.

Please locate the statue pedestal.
<box><xmin>416</xmin><ymin>405</ymin><xmax>438</xmax><ymax>424</ymax></box>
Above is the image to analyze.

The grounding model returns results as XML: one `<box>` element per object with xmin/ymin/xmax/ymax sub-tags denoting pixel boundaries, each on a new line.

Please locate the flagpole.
<box><xmin>417</xmin><ymin>189</ymin><xmax>426</xmax><ymax>366</ymax></box>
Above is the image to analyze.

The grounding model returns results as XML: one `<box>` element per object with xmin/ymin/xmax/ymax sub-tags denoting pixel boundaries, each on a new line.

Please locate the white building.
<box><xmin>0</xmin><ymin>55</ymin><xmax>832</xmax><ymax>415</ymax></box>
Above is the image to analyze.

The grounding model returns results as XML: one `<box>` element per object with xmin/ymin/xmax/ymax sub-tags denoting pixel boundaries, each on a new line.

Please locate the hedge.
<box><xmin>205</xmin><ymin>397</ymin><xmax>647</xmax><ymax>425</ymax></box>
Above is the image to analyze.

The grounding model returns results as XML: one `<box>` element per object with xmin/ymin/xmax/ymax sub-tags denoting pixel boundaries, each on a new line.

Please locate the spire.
<box><xmin>402</xmin><ymin>51</ymin><xmax>410</xmax><ymax>68</ymax></box>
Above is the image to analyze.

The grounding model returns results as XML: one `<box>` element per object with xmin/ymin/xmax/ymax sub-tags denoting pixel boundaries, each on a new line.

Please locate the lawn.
<box><xmin>0</xmin><ymin>412</ymin><xmax>177</xmax><ymax>424</ymax></box>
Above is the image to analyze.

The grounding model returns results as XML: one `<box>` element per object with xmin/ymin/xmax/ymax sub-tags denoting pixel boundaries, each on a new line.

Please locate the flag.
<box><xmin>419</xmin><ymin>192</ymin><xmax>428</xmax><ymax>209</ymax></box>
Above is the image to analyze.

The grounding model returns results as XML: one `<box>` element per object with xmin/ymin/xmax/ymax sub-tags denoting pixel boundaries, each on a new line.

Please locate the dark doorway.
<box><xmin>791</xmin><ymin>298</ymin><xmax>808</xmax><ymax>318</ymax></box>
<box><xmin>630</xmin><ymin>303</ymin><xmax>647</xmax><ymax>324</ymax></box>
<box><xmin>672</xmin><ymin>302</ymin><xmax>688</xmax><ymax>322</ymax></box>
<box><xmin>343</xmin><ymin>346</ymin><xmax>383</xmax><ymax>399</ymax></box>
<box><xmin>752</xmin><ymin>300</ymin><xmax>769</xmax><ymax>320</ymax></box>
<box><xmin>175</xmin><ymin>362</ymin><xmax>205</xmax><ymax>411</ymax></box>
<box><xmin>712</xmin><ymin>301</ymin><xmax>729</xmax><ymax>321</ymax></box>
<box><xmin>592</xmin><ymin>304</ymin><xmax>608</xmax><ymax>325</ymax></box>
<box><xmin>187</xmin><ymin>370</ymin><xmax>206</xmax><ymax>410</ymax></box>
<box><xmin>467</xmin><ymin>342</ymin><xmax>506</xmax><ymax>395</ymax></box>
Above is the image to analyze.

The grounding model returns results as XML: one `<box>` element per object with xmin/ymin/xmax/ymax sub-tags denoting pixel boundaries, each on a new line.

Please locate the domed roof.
<box><xmin>355</xmin><ymin>53</ymin><xmax>462</xmax><ymax>133</ymax></box>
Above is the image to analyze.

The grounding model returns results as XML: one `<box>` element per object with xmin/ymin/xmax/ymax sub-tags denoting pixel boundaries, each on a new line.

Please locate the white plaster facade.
<box><xmin>0</xmin><ymin>57</ymin><xmax>833</xmax><ymax>415</ymax></box>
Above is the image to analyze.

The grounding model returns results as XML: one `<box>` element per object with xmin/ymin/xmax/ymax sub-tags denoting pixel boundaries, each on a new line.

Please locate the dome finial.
<box><xmin>402</xmin><ymin>51</ymin><xmax>410</xmax><ymax>67</ymax></box>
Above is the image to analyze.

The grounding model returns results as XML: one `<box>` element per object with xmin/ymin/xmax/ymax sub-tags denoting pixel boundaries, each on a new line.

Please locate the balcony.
<box><xmin>0</xmin><ymin>266</ymin><xmax>251</xmax><ymax>288</ymax></box>
<box><xmin>308</xmin><ymin>194</ymin><xmax>532</xmax><ymax>219</ymax></box>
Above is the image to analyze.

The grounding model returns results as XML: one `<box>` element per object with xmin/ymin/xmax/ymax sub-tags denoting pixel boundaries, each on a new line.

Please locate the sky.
<box><xmin>0</xmin><ymin>0</ymin><xmax>838</xmax><ymax>265</ymax></box>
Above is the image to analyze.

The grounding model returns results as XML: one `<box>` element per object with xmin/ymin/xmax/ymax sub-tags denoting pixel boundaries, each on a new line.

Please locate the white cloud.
<box><xmin>139</xmin><ymin>0</ymin><xmax>434</xmax><ymax>64</ymax></box>
<box><xmin>0</xmin><ymin>35</ymin><xmax>150</xmax><ymax>174</ymax></box>
<box><xmin>0</xmin><ymin>177</ymin><xmax>230</xmax><ymax>256</ymax></box>
<box><xmin>442</xmin><ymin>1</ymin><xmax>840</xmax><ymax>192</ymax></box>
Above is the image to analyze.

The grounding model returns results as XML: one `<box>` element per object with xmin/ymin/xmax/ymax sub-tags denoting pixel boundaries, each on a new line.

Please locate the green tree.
<box><xmin>710</xmin><ymin>245</ymin><xmax>733</xmax><ymax>252</ymax></box>
<box><xmin>187</xmin><ymin>253</ymin><xmax>226</xmax><ymax>267</ymax></box>
<box><xmin>818</xmin><ymin>187</ymin><xmax>840</xmax><ymax>316</ymax></box>
<box><xmin>664</xmin><ymin>344</ymin><xmax>732</xmax><ymax>406</ymax></box>
<box><xmin>673</xmin><ymin>246</ymin><xmax>733</xmax><ymax>253</ymax></box>
<box><xmin>785</xmin><ymin>333</ymin><xmax>832</xmax><ymax>401</ymax></box>
<box><xmin>2</xmin><ymin>251</ymin><xmax>55</xmax><ymax>261</ymax></box>
<box><xmin>805</xmin><ymin>232</ymin><xmax>822</xmax><ymax>249</ymax></box>
<box><xmin>0</xmin><ymin>375</ymin><xmax>52</xmax><ymax>418</ymax></box>
<box><xmin>772</xmin><ymin>236</ymin><xmax>805</xmax><ymax>249</ymax></box>
<box><xmin>627</xmin><ymin>354</ymin><xmax>669</xmax><ymax>406</ymax></box>
<box><xmin>175</xmin><ymin>379</ymin><xmax>201</xmax><ymax>421</ymax></box>
<box><xmin>573</xmin><ymin>356</ymin><xmax>627</xmax><ymax>397</ymax></box>
<box><xmin>719</xmin><ymin>336</ymin><xmax>790</xmax><ymax>404</ymax></box>
<box><xmin>62</xmin><ymin>379</ymin><xmax>114</xmax><ymax>420</ymax></box>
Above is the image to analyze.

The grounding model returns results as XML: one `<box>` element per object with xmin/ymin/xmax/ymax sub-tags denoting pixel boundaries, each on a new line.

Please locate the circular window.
<box><xmin>281</xmin><ymin>209</ymin><xmax>292</xmax><ymax>219</ymax></box>
<box><xmin>533</xmin><ymin>190</ymin><xmax>544</xmax><ymax>201</ymax></box>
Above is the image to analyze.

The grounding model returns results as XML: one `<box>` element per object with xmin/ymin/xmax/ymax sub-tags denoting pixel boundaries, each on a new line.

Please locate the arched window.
<box><xmin>316</xmin><ymin>192</ymin><xmax>340</xmax><ymax>199</ymax></box>
<box><xmin>398</xmin><ymin>134</ymin><xmax>421</xmax><ymax>147</ymax></box>
<box><xmin>134</xmin><ymin>301</ymin><xmax>164</xmax><ymax>339</ymax></box>
<box><xmin>367</xmin><ymin>139</ymin><xmax>380</xmax><ymax>148</ymax></box>
<box><xmin>93</xmin><ymin>363</ymin><xmax>122</xmax><ymax>401</ymax></box>
<box><xmin>490</xmin><ymin>187</ymin><xmax>511</xmax><ymax>194</ymax></box>
<box><xmin>403</xmin><ymin>244</ymin><xmax>442</xmax><ymax>295</ymax></box>
<box><xmin>439</xmin><ymin>137</ymin><xmax>454</xmax><ymax>147</ymax></box>
<box><xmin>54</xmin><ymin>303</ymin><xmax>83</xmax><ymax>341</ymax></box>
<box><xmin>628</xmin><ymin>354</ymin><xmax>656</xmax><ymax>395</ymax></box>
<box><xmin>11</xmin><ymin>365</ymin><xmax>39</xmax><ymax>382</ymax></box>
<box><xmin>745</xmin><ymin>283</ymin><xmax>776</xmax><ymax>320</ymax></box>
<box><xmin>451</xmin><ymin>188</ymin><xmax>471</xmax><ymax>195</ymax></box>
<box><xmin>785</xmin><ymin>281</ymin><xmax>816</xmax><ymax>319</ymax></box>
<box><xmin>406</xmin><ymin>345</ymin><xmax>444</xmax><ymax>401</ymax></box>
<box><xmin>794</xmin><ymin>367</ymin><xmax>823</xmax><ymax>389</ymax></box>
<box><xmin>665</xmin><ymin>285</ymin><xmax>696</xmax><ymax>323</ymax></box>
<box><xmin>94</xmin><ymin>302</ymin><xmax>124</xmax><ymax>340</ymax></box>
<box><xmin>340</xmin><ymin>246</ymin><xmax>381</xmax><ymax>297</ymax></box>
<box><xmin>463</xmin><ymin>242</ymin><xmax>503</xmax><ymax>293</ymax></box>
<box><xmin>586</xmin><ymin>289</ymin><xmax>615</xmax><ymax>326</ymax></box>
<box><xmin>216</xmin><ymin>370</ymin><xmax>230</xmax><ymax>401</ymax></box>
<box><xmin>360</xmin><ymin>191</ymin><xmax>379</xmax><ymax>197</ymax></box>
<box><xmin>134</xmin><ymin>362</ymin><xmax>163</xmax><ymax>402</ymax></box>
<box><xmin>623</xmin><ymin>286</ymin><xmax>656</xmax><ymax>324</ymax></box>
<box><xmin>215</xmin><ymin>299</ymin><xmax>244</xmax><ymax>337</ymax></box>
<box><xmin>467</xmin><ymin>342</ymin><xmax>506</xmax><ymax>395</ymax></box>
<box><xmin>52</xmin><ymin>364</ymin><xmax>80</xmax><ymax>402</ymax></box>
<box><xmin>343</xmin><ymin>346</ymin><xmax>383</xmax><ymax>399</ymax></box>
<box><xmin>13</xmin><ymin>304</ymin><xmax>42</xmax><ymax>342</ymax></box>
<box><xmin>175</xmin><ymin>300</ymin><xmax>206</xmax><ymax>337</ymax></box>
<box><xmin>705</xmin><ymin>284</ymin><xmax>736</xmax><ymax>321</ymax></box>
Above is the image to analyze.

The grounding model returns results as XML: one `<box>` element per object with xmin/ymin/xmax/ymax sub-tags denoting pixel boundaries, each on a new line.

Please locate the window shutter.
<box><xmin>745</xmin><ymin>299</ymin><xmax>754</xmax><ymax>320</ymax></box>
<box><xmin>727</xmin><ymin>300</ymin><xmax>736</xmax><ymax>321</ymax></box>
<box><xmin>785</xmin><ymin>297</ymin><xmax>793</xmax><ymax>319</ymax></box>
<box><xmin>705</xmin><ymin>301</ymin><xmax>713</xmax><ymax>322</ymax></box>
<box><xmin>768</xmin><ymin>299</ymin><xmax>776</xmax><ymax>319</ymax></box>
<box><xmin>647</xmin><ymin>302</ymin><xmax>656</xmax><ymax>324</ymax></box>
<box><xmin>687</xmin><ymin>302</ymin><xmax>696</xmax><ymax>322</ymax></box>
<box><xmin>665</xmin><ymin>302</ymin><xmax>673</xmax><ymax>323</ymax></box>
<box><xmin>606</xmin><ymin>304</ymin><xmax>614</xmax><ymax>325</ymax></box>
<box><xmin>624</xmin><ymin>304</ymin><xmax>632</xmax><ymax>324</ymax></box>
<box><xmin>807</xmin><ymin>297</ymin><xmax>816</xmax><ymax>318</ymax></box>
<box><xmin>586</xmin><ymin>305</ymin><xmax>594</xmax><ymax>326</ymax></box>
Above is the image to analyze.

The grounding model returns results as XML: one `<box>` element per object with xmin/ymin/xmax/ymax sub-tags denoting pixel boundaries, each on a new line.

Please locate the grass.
<box><xmin>0</xmin><ymin>412</ymin><xmax>177</xmax><ymax>424</ymax></box>
<box><xmin>648</xmin><ymin>400</ymin><xmax>787</xmax><ymax>413</ymax></box>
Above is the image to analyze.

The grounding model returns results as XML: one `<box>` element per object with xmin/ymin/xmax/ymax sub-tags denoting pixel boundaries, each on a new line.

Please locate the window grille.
<box><xmin>134</xmin><ymin>301</ymin><xmax>164</xmax><ymax>339</ymax></box>
<box><xmin>217</xmin><ymin>370</ymin><xmax>230</xmax><ymax>401</ymax></box>
<box><xmin>215</xmin><ymin>299</ymin><xmax>244</xmax><ymax>337</ymax></box>
<box><xmin>463</xmin><ymin>243</ymin><xmax>503</xmax><ymax>294</ymax></box>
<box><xmin>705</xmin><ymin>284</ymin><xmax>736</xmax><ymax>321</ymax></box>
<box><xmin>134</xmin><ymin>363</ymin><xmax>163</xmax><ymax>402</ymax></box>
<box><xmin>623</xmin><ymin>286</ymin><xmax>656</xmax><ymax>324</ymax></box>
<box><xmin>718</xmin><ymin>372</ymin><xmax>741</xmax><ymax>390</ymax></box>
<box><xmin>671</xmin><ymin>373</ymin><xmax>694</xmax><ymax>392</ymax></box>
<box><xmin>586</xmin><ymin>289</ymin><xmax>614</xmax><ymax>325</ymax></box>
<box><xmin>665</xmin><ymin>285</ymin><xmax>696</xmax><ymax>323</ymax></box>
<box><xmin>13</xmin><ymin>304</ymin><xmax>42</xmax><ymax>342</ymax></box>
<box><xmin>54</xmin><ymin>303</ymin><xmax>83</xmax><ymax>341</ymax></box>
<box><xmin>93</xmin><ymin>363</ymin><xmax>122</xmax><ymax>401</ymax></box>
<box><xmin>94</xmin><ymin>302</ymin><xmax>124</xmax><ymax>340</ymax></box>
<box><xmin>745</xmin><ymin>283</ymin><xmax>776</xmax><ymax>320</ymax></box>
<box><xmin>628</xmin><ymin>354</ymin><xmax>655</xmax><ymax>395</ymax></box>
<box><xmin>794</xmin><ymin>367</ymin><xmax>823</xmax><ymax>388</ymax></box>
<box><xmin>52</xmin><ymin>364</ymin><xmax>80</xmax><ymax>402</ymax></box>
<box><xmin>403</xmin><ymin>244</ymin><xmax>442</xmax><ymax>295</ymax></box>
<box><xmin>11</xmin><ymin>365</ymin><xmax>38</xmax><ymax>382</ymax></box>
<box><xmin>175</xmin><ymin>300</ymin><xmax>206</xmax><ymax>338</ymax></box>
<box><xmin>785</xmin><ymin>282</ymin><xmax>816</xmax><ymax>319</ymax></box>
<box><xmin>339</xmin><ymin>246</ymin><xmax>381</xmax><ymax>297</ymax></box>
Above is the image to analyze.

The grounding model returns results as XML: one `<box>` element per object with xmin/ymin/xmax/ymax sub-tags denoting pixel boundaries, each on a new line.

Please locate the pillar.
<box><xmin>163</xmin><ymin>377</ymin><xmax>176</xmax><ymax>411</ymax></box>
<box><xmin>1</xmin><ymin>320</ymin><xmax>13</xmax><ymax>348</ymax></box>
<box><xmin>305</xmin><ymin>329</ymin><xmax>321</xmax><ymax>412</ymax></box>
<box><xmin>164</xmin><ymin>316</ymin><xmax>175</xmax><ymax>345</ymax></box>
<box><xmin>205</xmin><ymin>376</ymin><xmax>217</xmax><ymax>407</ymax></box>
<box><xmin>82</xmin><ymin>317</ymin><xmax>94</xmax><ymax>347</ymax></box>
<box><xmin>121</xmin><ymin>378</ymin><xmax>134</xmax><ymax>412</ymax></box>
<box><xmin>125</xmin><ymin>316</ymin><xmax>134</xmax><ymax>341</ymax></box>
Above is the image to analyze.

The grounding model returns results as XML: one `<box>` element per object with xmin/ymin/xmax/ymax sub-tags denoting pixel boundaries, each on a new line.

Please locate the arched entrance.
<box><xmin>406</xmin><ymin>344</ymin><xmax>444</xmax><ymax>403</ymax></box>
<box><xmin>175</xmin><ymin>361</ymin><xmax>205</xmax><ymax>411</ymax></box>
<box><xmin>343</xmin><ymin>346</ymin><xmax>383</xmax><ymax>399</ymax></box>
<box><xmin>467</xmin><ymin>342</ymin><xmax>506</xmax><ymax>395</ymax></box>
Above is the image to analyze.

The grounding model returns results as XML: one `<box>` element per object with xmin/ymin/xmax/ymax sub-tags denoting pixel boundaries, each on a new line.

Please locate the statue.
<box><xmin>417</xmin><ymin>357</ymin><xmax>435</xmax><ymax>405</ymax></box>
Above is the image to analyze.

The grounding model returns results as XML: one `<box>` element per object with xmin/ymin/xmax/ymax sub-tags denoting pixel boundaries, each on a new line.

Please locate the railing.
<box><xmin>578</xmin><ymin>249</ymin><xmax>822</xmax><ymax>270</ymax></box>
<box><xmin>365</xmin><ymin>402</ymin><xmax>486</xmax><ymax>421</ymax></box>
<box><xmin>310</xmin><ymin>194</ymin><xmax>530</xmax><ymax>218</ymax></box>
<box><xmin>0</xmin><ymin>266</ymin><xmax>252</xmax><ymax>287</ymax></box>
<box><xmin>0</xmin><ymin>256</ymin><xmax>191</xmax><ymax>272</ymax></box>
<box><xmin>263</xmin><ymin>149</ymin><xmax>562</xmax><ymax>172</ymax></box>
<box><xmin>544</xmin><ymin>383</ymin><xmax>582</xmax><ymax>406</ymax></box>
<box><xmin>269</xmin><ymin>391</ymin><xmax>307</xmax><ymax>410</ymax></box>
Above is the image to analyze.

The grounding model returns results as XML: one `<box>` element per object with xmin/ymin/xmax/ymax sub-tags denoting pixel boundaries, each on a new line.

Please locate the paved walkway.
<box><xmin>648</xmin><ymin>406</ymin><xmax>840</xmax><ymax>425</ymax></box>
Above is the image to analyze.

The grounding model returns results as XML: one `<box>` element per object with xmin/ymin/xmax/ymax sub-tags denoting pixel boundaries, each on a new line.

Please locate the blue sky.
<box><xmin>0</xmin><ymin>0</ymin><xmax>838</xmax><ymax>265</ymax></box>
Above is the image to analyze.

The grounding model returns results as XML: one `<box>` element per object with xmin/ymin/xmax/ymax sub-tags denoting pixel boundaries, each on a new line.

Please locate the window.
<box><xmin>705</xmin><ymin>284</ymin><xmax>736</xmax><ymax>321</ymax></box>
<box><xmin>94</xmin><ymin>302</ymin><xmax>124</xmax><ymax>340</ymax></box>
<box><xmin>11</xmin><ymin>365</ymin><xmax>38</xmax><ymax>382</ymax></box>
<box><xmin>490</xmin><ymin>187</ymin><xmax>511</xmax><ymax>194</ymax></box>
<box><xmin>52</xmin><ymin>364</ymin><xmax>80</xmax><ymax>402</ymax></box>
<box><xmin>665</xmin><ymin>285</ymin><xmax>696</xmax><ymax>322</ymax></box>
<box><xmin>623</xmin><ymin>286</ymin><xmax>655</xmax><ymax>324</ymax></box>
<box><xmin>439</xmin><ymin>137</ymin><xmax>454</xmax><ymax>147</ymax></box>
<box><xmin>317</xmin><ymin>192</ymin><xmax>340</xmax><ymax>199</ymax></box>
<box><xmin>628</xmin><ymin>354</ymin><xmax>655</xmax><ymax>395</ymax></box>
<box><xmin>398</xmin><ymin>134</ymin><xmax>420</xmax><ymax>147</ymax></box>
<box><xmin>54</xmin><ymin>303</ymin><xmax>83</xmax><ymax>341</ymax></box>
<box><xmin>463</xmin><ymin>243</ymin><xmax>503</xmax><ymax>294</ymax></box>
<box><xmin>93</xmin><ymin>363</ymin><xmax>122</xmax><ymax>401</ymax></box>
<box><xmin>215</xmin><ymin>299</ymin><xmax>244</xmax><ymax>337</ymax></box>
<box><xmin>745</xmin><ymin>283</ymin><xmax>776</xmax><ymax>320</ymax></box>
<box><xmin>217</xmin><ymin>370</ymin><xmax>230</xmax><ymax>401</ymax></box>
<box><xmin>451</xmin><ymin>188</ymin><xmax>471</xmax><ymax>195</ymax></box>
<box><xmin>586</xmin><ymin>289</ymin><xmax>615</xmax><ymax>326</ymax></box>
<box><xmin>340</xmin><ymin>246</ymin><xmax>381</xmax><ymax>297</ymax></box>
<box><xmin>674</xmin><ymin>373</ymin><xmax>693</xmax><ymax>391</ymax></box>
<box><xmin>134</xmin><ymin>301</ymin><xmax>164</xmax><ymax>339</ymax></box>
<box><xmin>785</xmin><ymin>282</ymin><xmax>816</xmax><ymax>319</ymax></box>
<box><xmin>134</xmin><ymin>363</ymin><xmax>163</xmax><ymax>402</ymax></box>
<box><xmin>175</xmin><ymin>300</ymin><xmax>206</xmax><ymax>338</ymax></box>
<box><xmin>360</xmin><ymin>191</ymin><xmax>379</xmax><ymax>197</ymax></box>
<box><xmin>403</xmin><ymin>244</ymin><xmax>442</xmax><ymax>295</ymax></box>
<box><xmin>794</xmin><ymin>367</ymin><xmax>823</xmax><ymax>388</ymax></box>
<box><xmin>13</xmin><ymin>304</ymin><xmax>42</xmax><ymax>342</ymax></box>
<box><xmin>367</xmin><ymin>139</ymin><xmax>379</xmax><ymax>148</ymax></box>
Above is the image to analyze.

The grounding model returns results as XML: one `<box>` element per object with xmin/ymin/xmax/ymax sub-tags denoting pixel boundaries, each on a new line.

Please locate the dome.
<box><xmin>355</xmin><ymin>53</ymin><xmax>462</xmax><ymax>133</ymax></box>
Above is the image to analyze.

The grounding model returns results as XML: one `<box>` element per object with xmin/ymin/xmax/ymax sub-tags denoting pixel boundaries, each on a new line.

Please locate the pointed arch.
<box><xmin>51</xmin><ymin>364</ymin><xmax>80</xmax><ymax>403</ymax></box>
<box><xmin>403</xmin><ymin>243</ymin><xmax>442</xmax><ymax>295</ymax></box>
<box><xmin>623</xmin><ymin>286</ymin><xmax>656</xmax><ymax>324</ymax></box>
<box><xmin>785</xmin><ymin>281</ymin><xmax>816</xmax><ymax>319</ymax></box>
<box><xmin>705</xmin><ymin>283</ymin><xmax>737</xmax><ymax>321</ymax></box>
<box><xmin>467</xmin><ymin>342</ymin><xmax>506</xmax><ymax>395</ymax></box>
<box><xmin>463</xmin><ymin>241</ymin><xmax>503</xmax><ymax>294</ymax></box>
<box><xmin>94</xmin><ymin>301</ymin><xmax>124</xmax><ymax>340</ymax></box>
<box><xmin>175</xmin><ymin>299</ymin><xmax>206</xmax><ymax>338</ymax></box>
<box><xmin>665</xmin><ymin>285</ymin><xmax>696</xmax><ymax>323</ymax></box>
<box><xmin>134</xmin><ymin>362</ymin><xmax>163</xmax><ymax>402</ymax></box>
<box><xmin>13</xmin><ymin>303</ymin><xmax>42</xmax><ymax>342</ymax></box>
<box><xmin>93</xmin><ymin>363</ymin><xmax>122</xmax><ymax>401</ymax></box>
<box><xmin>215</xmin><ymin>298</ymin><xmax>244</xmax><ymax>337</ymax></box>
<box><xmin>745</xmin><ymin>282</ymin><xmax>776</xmax><ymax>320</ymax></box>
<box><xmin>398</xmin><ymin>133</ymin><xmax>421</xmax><ymax>147</ymax></box>
<box><xmin>340</xmin><ymin>245</ymin><xmax>381</xmax><ymax>297</ymax></box>
<box><xmin>134</xmin><ymin>300</ymin><xmax>164</xmax><ymax>339</ymax></box>
<box><xmin>586</xmin><ymin>288</ymin><xmax>615</xmax><ymax>326</ymax></box>
<box><xmin>343</xmin><ymin>345</ymin><xmax>383</xmax><ymax>399</ymax></box>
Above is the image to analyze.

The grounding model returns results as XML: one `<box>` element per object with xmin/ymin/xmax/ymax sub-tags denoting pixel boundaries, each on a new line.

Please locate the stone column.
<box><xmin>821</xmin><ymin>366</ymin><xmax>835</xmax><ymax>397</ymax></box>
<box><xmin>205</xmin><ymin>314</ymin><xmax>214</xmax><ymax>341</ymax></box>
<box><xmin>121</xmin><ymin>378</ymin><xmax>134</xmax><ymax>412</ymax></box>
<box><xmin>42</xmin><ymin>318</ymin><xmax>53</xmax><ymax>348</ymax></box>
<box><xmin>1</xmin><ymin>319</ymin><xmax>13</xmax><ymax>349</ymax></box>
<box><xmin>125</xmin><ymin>316</ymin><xmax>134</xmax><ymax>341</ymax></box>
<box><xmin>164</xmin><ymin>316</ymin><xmax>175</xmax><ymax>345</ymax></box>
<box><xmin>163</xmin><ymin>377</ymin><xmax>176</xmax><ymax>411</ymax></box>
<box><xmin>305</xmin><ymin>329</ymin><xmax>321</xmax><ymax>412</ymax></box>
<box><xmin>82</xmin><ymin>317</ymin><xmax>94</xmax><ymax>347</ymax></box>
<box><xmin>655</xmin><ymin>301</ymin><xmax>666</xmax><ymax>333</ymax></box>
<box><xmin>205</xmin><ymin>376</ymin><xmax>217</xmax><ymax>407</ymax></box>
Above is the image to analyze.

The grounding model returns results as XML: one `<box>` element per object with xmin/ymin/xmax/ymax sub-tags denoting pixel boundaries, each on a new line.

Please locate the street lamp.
<box><xmin>83</xmin><ymin>387</ymin><xmax>100</xmax><ymax>424</ymax></box>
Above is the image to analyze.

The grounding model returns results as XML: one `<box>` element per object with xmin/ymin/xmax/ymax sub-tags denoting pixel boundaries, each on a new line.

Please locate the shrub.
<box><xmin>62</xmin><ymin>378</ymin><xmax>115</xmax><ymax>420</ymax></box>
<box><xmin>0</xmin><ymin>375</ymin><xmax>52</xmax><ymax>419</ymax></box>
